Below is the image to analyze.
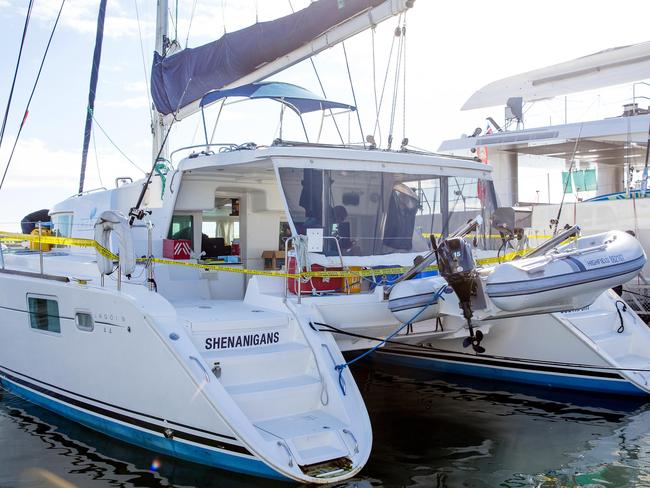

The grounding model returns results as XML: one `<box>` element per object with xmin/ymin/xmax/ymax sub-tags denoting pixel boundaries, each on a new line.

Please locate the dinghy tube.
<box><xmin>486</xmin><ymin>230</ymin><xmax>646</xmax><ymax>312</ymax></box>
<box><xmin>388</xmin><ymin>276</ymin><xmax>447</xmax><ymax>323</ymax></box>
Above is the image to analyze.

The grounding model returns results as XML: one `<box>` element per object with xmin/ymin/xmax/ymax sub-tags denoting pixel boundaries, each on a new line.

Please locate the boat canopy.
<box><xmin>151</xmin><ymin>0</ymin><xmax>408</xmax><ymax>117</ymax></box>
<box><xmin>199</xmin><ymin>82</ymin><xmax>356</xmax><ymax>114</ymax></box>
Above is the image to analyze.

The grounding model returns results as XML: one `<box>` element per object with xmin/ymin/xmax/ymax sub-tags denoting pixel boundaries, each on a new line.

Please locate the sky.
<box><xmin>0</xmin><ymin>0</ymin><xmax>649</xmax><ymax>230</ymax></box>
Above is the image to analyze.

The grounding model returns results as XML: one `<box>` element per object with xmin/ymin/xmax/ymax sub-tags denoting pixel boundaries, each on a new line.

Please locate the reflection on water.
<box><xmin>2</xmin><ymin>360</ymin><xmax>650</xmax><ymax>487</ymax></box>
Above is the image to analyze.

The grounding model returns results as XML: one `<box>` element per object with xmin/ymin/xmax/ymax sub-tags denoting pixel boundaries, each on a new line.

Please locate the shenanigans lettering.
<box><xmin>205</xmin><ymin>332</ymin><xmax>280</xmax><ymax>350</ymax></box>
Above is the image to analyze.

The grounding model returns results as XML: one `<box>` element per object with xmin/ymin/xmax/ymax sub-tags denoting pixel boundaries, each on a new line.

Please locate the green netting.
<box><xmin>583</xmin><ymin>169</ymin><xmax>597</xmax><ymax>191</ymax></box>
<box><xmin>562</xmin><ymin>171</ymin><xmax>573</xmax><ymax>193</ymax></box>
<box><xmin>572</xmin><ymin>171</ymin><xmax>585</xmax><ymax>191</ymax></box>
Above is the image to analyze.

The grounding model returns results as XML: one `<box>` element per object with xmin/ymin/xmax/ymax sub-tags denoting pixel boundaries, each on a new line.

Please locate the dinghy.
<box><xmin>485</xmin><ymin>230</ymin><xmax>646</xmax><ymax>313</ymax></box>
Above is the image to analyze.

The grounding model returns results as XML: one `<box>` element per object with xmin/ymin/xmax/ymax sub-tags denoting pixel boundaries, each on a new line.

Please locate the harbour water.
<box><xmin>1</xmin><ymin>359</ymin><xmax>650</xmax><ymax>488</ymax></box>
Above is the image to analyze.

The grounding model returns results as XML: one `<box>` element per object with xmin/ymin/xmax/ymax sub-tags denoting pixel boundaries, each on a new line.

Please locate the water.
<box><xmin>2</xmin><ymin>359</ymin><xmax>650</xmax><ymax>488</ymax></box>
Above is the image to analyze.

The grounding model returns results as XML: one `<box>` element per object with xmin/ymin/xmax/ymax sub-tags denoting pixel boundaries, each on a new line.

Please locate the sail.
<box><xmin>462</xmin><ymin>41</ymin><xmax>650</xmax><ymax>110</ymax></box>
<box><xmin>151</xmin><ymin>0</ymin><xmax>413</xmax><ymax>118</ymax></box>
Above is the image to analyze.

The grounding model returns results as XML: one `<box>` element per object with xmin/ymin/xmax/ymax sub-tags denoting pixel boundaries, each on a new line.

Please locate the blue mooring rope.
<box><xmin>334</xmin><ymin>284</ymin><xmax>447</xmax><ymax>395</ymax></box>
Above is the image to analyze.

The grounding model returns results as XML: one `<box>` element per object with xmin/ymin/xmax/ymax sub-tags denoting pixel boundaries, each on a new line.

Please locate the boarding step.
<box><xmin>610</xmin><ymin>354</ymin><xmax>650</xmax><ymax>369</ymax></box>
<box><xmin>201</xmin><ymin>342</ymin><xmax>314</xmax><ymax>386</ymax></box>
<box><xmin>176</xmin><ymin>301</ymin><xmax>290</xmax><ymax>333</ymax></box>
<box><xmin>587</xmin><ymin>330</ymin><xmax>633</xmax><ymax>359</ymax></box>
<box><xmin>255</xmin><ymin>410</ymin><xmax>352</xmax><ymax>467</ymax></box>
<box><xmin>565</xmin><ymin>309</ymin><xmax>619</xmax><ymax>337</ymax></box>
<box><xmin>226</xmin><ymin>375</ymin><xmax>322</xmax><ymax>422</ymax></box>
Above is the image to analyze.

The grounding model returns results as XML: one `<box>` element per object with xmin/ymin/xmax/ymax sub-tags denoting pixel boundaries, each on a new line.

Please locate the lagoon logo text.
<box><xmin>205</xmin><ymin>331</ymin><xmax>280</xmax><ymax>350</ymax></box>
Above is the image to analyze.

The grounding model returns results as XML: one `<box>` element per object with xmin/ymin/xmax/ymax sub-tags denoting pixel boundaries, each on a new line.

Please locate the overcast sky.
<box><xmin>0</xmin><ymin>0</ymin><xmax>649</xmax><ymax>229</ymax></box>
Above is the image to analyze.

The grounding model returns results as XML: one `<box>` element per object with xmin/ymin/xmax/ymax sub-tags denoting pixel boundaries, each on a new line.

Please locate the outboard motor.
<box><xmin>437</xmin><ymin>236</ymin><xmax>485</xmax><ymax>353</ymax></box>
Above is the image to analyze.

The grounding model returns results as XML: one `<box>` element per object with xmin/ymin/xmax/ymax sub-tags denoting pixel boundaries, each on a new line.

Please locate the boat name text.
<box><xmin>205</xmin><ymin>332</ymin><xmax>280</xmax><ymax>350</ymax></box>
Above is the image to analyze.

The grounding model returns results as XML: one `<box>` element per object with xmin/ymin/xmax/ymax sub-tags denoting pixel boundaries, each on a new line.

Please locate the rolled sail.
<box><xmin>151</xmin><ymin>0</ymin><xmax>412</xmax><ymax>116</ymax></box>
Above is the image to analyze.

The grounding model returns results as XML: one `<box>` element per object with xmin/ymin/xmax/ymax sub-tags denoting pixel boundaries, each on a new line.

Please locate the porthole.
<box><xmin>75</xmin><ymin>312</ymin><xmax>94</xmax><ymax>332</ymax></box>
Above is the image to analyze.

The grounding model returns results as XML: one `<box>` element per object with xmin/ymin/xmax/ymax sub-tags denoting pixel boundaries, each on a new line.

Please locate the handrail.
<box><xmin>342</xmin><ymin>429</ymin><xmax>359</xmax><ymax>454</ymax></box>
<box><xmin>189</xmin><ymin>356</ymin><xmax>211</xmax><ymax>383</ymax></box>
<box><xmin>169</xmin><ymin>143</ymin><xmax>241</xmax><ymax>162</ymax></box>
<box><xmin>276</xmin><ymin>440</ymin><xmax>294</xmax><ymax>467</ymax></box>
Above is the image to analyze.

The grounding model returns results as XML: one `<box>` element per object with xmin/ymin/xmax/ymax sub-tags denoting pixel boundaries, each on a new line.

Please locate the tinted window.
<box><xmin>28</xmin><ymin>296</ymin><xmax>61</xmax><ymax>333</ymax></box>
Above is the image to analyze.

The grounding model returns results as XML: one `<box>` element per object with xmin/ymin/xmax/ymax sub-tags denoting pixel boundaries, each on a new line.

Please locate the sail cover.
<box><xmin>199</xmin><ymin>82</ymin><xmax>355</xmax><ymax>114</ymax></box>
<box><xmin>151</xmin><ymin>0</ymin><xmax>397</xmax><ymax>116</ymax></box>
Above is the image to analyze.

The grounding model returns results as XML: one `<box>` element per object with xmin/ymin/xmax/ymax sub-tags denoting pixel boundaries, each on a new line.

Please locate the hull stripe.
<box><xmin>378</xmin><ymin>348</ymin><xmax>623</xmax><ymax>379</ymax></box>
<box><xmin>0</xmin><ymin>366</ymin><xmax>250</xmax><ymax>455</ymax></box>
<box><xmin>377</xmin><ymin>349</ymin><xmax>646</xmax><ymax>396</ymax></box>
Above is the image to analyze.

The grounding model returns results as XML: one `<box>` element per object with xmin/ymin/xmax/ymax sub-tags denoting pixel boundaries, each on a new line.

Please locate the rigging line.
<box><xmin>185</xmin><ymin>0</ymin><xmax>199</xmax><ymax>47</ymax></box>
<box><xmin>371</xmin><ymin>27</ymin><xmax>381</xmax><ymax>145</ymax></box>
<box><xmin>167</xmin><ymin>6</ymin><xmax>177</xmax><ymax>41</ymax></box>
<box><xmin>91</xmin><ymin>115</ymin><xmax>146</xmax><ymax>174</ymax></box>
<box><xmin>209</xmin><ymin>98</ymin><xmax>226</xmax><ymax>144</ymax></box>
<box><xmin>91</xmin><ymin>127</ymin><xmax>104</xmax><ymax>189</ymax></box>
<box><xmin>0</xmin><ymin>0</ymin><xmax>35</xmax><ymax>152</ymax></box>
<box><xmin>133</xmin><ymin>0</ymin><xmax>153</xmax><ymax>128</ymax></box>
<box><xmin>129</xmin><ymin>77</ymin><xmax>193</xmax><ymax>225</ymax></box>
<box><xmin>341</xmin><ymin>43</ymin><xmax>366</xmax><ymax>148</ymax></box>
<box><xmin>388</xmin><ymin>22</ymin><xmax>405</xmax><ymax>149</ymax></box>
<box><xmin>309</xmin><ymin>58</ymin><xmax>345</xmax><ymax>145</ymax></box>
<box><xmin>372</xmin><ymin>14</ymin><xmax>401</xmax><ymax>145</ymax></box>
<box><xmin>552</xmin><ymin>123</ymin><xmax>584</xmax><ymax>235</ymax></box>
<box><xmin>402</xmin><ymin>19</ymin><xmax>407</xmax><ymax>142</ymax></box>
<box><xmin>0</xmin><ymin>0</ymin><xmax>65</xmax><ymax>193</ymax></box>
<box><xmin>175</xmin><ymin>0</ymin><xmax>179</xmax><ymax>41</ymax></box>
<box><xmin>285</xmin><ymin>0</ymin><xmax>344</xmax><ymax>144</ymax></box>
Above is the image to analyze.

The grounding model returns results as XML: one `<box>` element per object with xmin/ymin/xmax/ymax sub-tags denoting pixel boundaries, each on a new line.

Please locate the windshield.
<box><xmin>278</xmin><ymin>167</ymin><xmax>498</xmax><ymax>256</ymax></box>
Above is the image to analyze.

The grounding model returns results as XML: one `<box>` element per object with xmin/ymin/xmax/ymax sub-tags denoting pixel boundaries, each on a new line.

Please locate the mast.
<box><xmin>152</xmin><ymin>0</ymin><xmax>170</xmax><ymax>163</ymax></box>
<box><xmin>77</xmin><ymin>0</ymin><xmax>108</xmax><ymax>194</ymax></box>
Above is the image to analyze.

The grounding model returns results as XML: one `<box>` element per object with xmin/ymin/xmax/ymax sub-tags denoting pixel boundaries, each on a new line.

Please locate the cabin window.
<box><xmin>27</xmin><ymin>296</ymin><xmax>61</xmax><ymax>333</ymax></box>
<box><xmin>51</xmin><ymin>213</ymin><xmax>73</xmax><ymax>238</ymax></box>
<box><xmin>75</xmin><ymin>312</ymin><xmax>94</xmax><ymax>332</ymax></box>
<box><xmin>168</xmin><ymin>215</ymin><xmax>194</xmax><ymax>247</ymax></box>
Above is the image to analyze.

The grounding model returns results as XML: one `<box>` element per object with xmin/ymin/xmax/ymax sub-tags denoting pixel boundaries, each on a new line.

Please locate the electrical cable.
<box><xmin>0</xmin><ymin>0</ymin><xmax>65</xmax><ymax>192</ymax></box>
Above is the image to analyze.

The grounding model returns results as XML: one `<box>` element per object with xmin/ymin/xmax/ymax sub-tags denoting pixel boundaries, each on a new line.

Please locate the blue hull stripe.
<box><xmin>0</xmin><ymin>371</ymin><xmax>286</xmax><ymax>480</ymax></box>
<box><xmin>377</xmin><ymin>350</ymin><xmax>646</xmax><ymax>396</ymax></box>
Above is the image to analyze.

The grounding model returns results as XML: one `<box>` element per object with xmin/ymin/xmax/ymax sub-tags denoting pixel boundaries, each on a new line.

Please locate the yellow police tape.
<box><xmin>0</xmin><ymin>231</ymin><xmax>528</xmax><ymax>279</ymax></box>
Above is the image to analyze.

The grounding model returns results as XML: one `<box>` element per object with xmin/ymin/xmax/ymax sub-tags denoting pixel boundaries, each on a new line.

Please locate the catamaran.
<box><xmin>377</xmin><ymin>41</ymin><xmax>650</xmax><ymax>396</ymax></box>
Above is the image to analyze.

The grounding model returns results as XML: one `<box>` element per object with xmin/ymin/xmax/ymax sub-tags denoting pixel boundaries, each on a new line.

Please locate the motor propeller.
<box><xmin>462</xmin><ymin>324</ymin><xmax>485</xmax><ymax>354</ymax></box>
<box><xmin>436</xmin><ymin>218</ymin><xmax>486</xmax><ymax>354</ymax></box>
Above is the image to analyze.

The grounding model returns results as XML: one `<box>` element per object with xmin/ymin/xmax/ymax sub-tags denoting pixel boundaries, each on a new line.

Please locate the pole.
<box><xmin>38</xmin><ymin>222</ymin><xmax>43</xmax><ymax>275</ymax></box>
<box><xmin>147</xmin><ymin>221</ymin><xmax>155</xmax><ymax>291</ymax></box>
<box><xmin>78</xmin><ymin>0</ymin><xmax>108</xmax><ymax>194</ymax></box>
<box><xmin>152</xmin><ymin>0</ymin><xmax>170</xmax><ymax>163</ymax></box>
<box><xmin>642</xmin><ymin>122</ymin><xmax>650</xmax><ymax>195</ymax></box>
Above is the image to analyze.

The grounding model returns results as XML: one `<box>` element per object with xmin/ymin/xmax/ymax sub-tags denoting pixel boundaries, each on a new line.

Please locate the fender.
<box><xmin>94</xmin><ymin>211</ymin><xmax>136</xmax><ymax>276</ymax></box>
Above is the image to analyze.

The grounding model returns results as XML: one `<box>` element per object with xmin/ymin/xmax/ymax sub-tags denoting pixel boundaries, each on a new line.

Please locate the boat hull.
<box><xmin>376</xmin><ymin>295</ymin><xmax>650</xmax><ymax>397</ymax></box>
<box><xmin>0</xmin><ymin>368</ymin><xmax>285</xmax><ymax>479</ymax></box>
<box><xmin>376</xmin><ymin>347</ymin><xmax>646</xmax><ymax>396</ymax></box>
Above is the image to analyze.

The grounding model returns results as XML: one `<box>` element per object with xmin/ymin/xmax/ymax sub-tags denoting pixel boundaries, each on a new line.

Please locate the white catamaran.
<box><xmin>2</xmin><ymin>0</ymin><xmax>650</xmax><ymax>483</ymax></box>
